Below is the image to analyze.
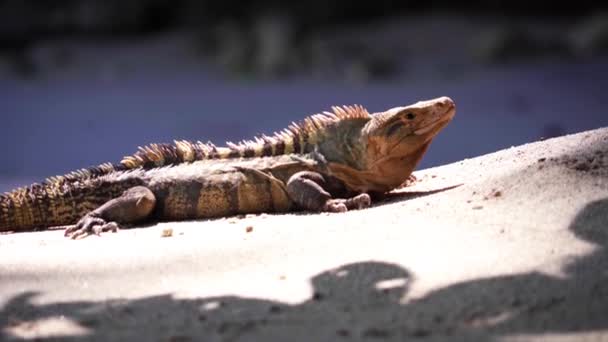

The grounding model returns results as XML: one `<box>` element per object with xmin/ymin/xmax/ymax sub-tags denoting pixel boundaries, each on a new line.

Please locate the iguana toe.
<box><xmin>323</xmin><ymin>193</ymin><xmax>371</xmax><ymax>213</ymax></box>
<box><xmin>351</xmin><ymin>193</ymin><xmax>371</xmax><ymax>209</ymax></box>
<box><xmin>323</xmin><ymin>201</ymin><xmax>348</xmax><ymax>213</ymax></box>
<box><xmin>399</xmin><ymin>174</ymin><xmax>418</xmax><ymax>188</ymax></box>
<box><xmin>64</xmin><ymin>215</ymin><xmax>120</xmax><ymax>239</ymax></box>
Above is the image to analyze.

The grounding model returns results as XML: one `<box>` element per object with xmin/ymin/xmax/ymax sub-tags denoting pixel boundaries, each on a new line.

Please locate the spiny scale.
<box><xmin>121</xmin><ymin>104</ymin><xmax>370</xmax><ymax>170</ymax></box>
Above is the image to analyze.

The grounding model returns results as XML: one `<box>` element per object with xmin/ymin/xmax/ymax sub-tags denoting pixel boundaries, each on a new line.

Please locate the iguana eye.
<box><xmin>405</xmin><ymin>113</ymin><xmax>416</xmax><ymax>120</ymax></box>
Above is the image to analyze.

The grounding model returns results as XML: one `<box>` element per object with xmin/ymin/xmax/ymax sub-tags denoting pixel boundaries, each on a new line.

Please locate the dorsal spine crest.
<box><xmin>118</xmin><ymin>104</ymin><xmax>370</xmax><ymax>170</ymax></box>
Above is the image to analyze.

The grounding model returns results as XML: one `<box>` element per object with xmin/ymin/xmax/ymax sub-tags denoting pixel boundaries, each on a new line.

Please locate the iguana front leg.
<box><xmin>286</xmin><ymin>171</ymin><xmax>371</xmax><ymax>213</ymax></box>
<box><xmin>64</xmin><ymin>186</ymin><xmax>156</xmax><ymax>239</ymax></box>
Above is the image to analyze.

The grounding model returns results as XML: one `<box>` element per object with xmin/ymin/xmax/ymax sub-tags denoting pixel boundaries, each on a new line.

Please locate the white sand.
<box><xmin>1</xmin><ymin>127</ymin><xmax>607</xmax><ymax>341</ymax></box>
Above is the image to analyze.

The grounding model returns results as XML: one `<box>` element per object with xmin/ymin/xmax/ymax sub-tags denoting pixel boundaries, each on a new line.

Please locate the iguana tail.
<box><xmin>0</xmin><ymin>169</ymin><xmax>141</xmax><ymax>232</ymax></box>
<box><xmin>0</xmin><ymin>182</ymin><xmax>76</xmax><ymax>231</ymax></box>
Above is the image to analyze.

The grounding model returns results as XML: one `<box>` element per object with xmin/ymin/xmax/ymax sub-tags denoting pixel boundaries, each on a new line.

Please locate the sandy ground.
<box><xmin>1</xmin><ymin>127</ymin><xmax>607</xmax><ymax>341</ymax></box>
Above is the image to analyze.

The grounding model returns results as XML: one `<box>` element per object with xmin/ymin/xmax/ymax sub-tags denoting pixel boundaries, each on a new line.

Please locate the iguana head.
<box><xmin>363</xmin><ymin>96</ymin><xmax>455</xmax><ymax>164</ymax></box>
<box><xmin>326</xmin><ymin>96</ymin><xmax>455</xmax><ymax>193</ymax></box>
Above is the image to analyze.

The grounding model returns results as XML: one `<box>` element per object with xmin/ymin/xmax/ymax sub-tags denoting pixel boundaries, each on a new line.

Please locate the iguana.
<box><xmin>0</xmin><ymin>96</ymin><xmax>455</xmax><ymax>238</ymax></box>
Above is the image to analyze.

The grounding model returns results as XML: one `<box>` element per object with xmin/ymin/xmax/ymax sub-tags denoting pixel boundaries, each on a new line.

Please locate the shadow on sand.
<box><xmin>1</xmin><ymin>198</ymin><xmax>607</xmax><ymax>341</ymax></box>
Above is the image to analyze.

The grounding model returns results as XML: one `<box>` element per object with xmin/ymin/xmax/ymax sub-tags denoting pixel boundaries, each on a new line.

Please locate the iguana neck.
<box><xmin>327</xmin><ymin>141</ymin><xmax>431</xmax><ymax>193</ymax></box>
<box><xmin>313</xmin><ymin>119</ymin><xmax>369</xmax><ymax>169</ymax></box>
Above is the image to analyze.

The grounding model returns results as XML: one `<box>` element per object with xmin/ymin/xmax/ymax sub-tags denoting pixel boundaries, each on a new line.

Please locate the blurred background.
<box><xmin>1</xmin><ymin>1</ymin><xmax>607</xmax><ymax>191</ymax></box>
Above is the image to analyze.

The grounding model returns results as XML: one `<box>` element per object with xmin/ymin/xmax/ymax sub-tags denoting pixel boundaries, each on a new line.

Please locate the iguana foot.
<box><xmin>323</xmin><ymin>193</ymin><xmax>371</xmax><ymax>212</ymax></box>
<box><xmin>398</xmin><ymin>174</ymin><xmax>418</xmax><ymax>188</ymax></box>
<box><xmin>64</xmin><ymin>214</ymin><xmax>120</xmax><ymax>239</ymax></box>
<box><xmin>323</xmin><ymin>200</ymin><xmax>348</xmax><ymax>212</ymax></box>
<box><xmin>63</xmin><ymin>186</ymin><xmax>155</xmax><ymax>239</ymax></box>
<box><xmin>348</xmin><ymin>193</ymin><xmax>372</xmax><ymax>209</ymax></box>
<box><xmin>287</xmin><ymin>172</ymin><xmax>372</xmax><ymax>213</ymax></box>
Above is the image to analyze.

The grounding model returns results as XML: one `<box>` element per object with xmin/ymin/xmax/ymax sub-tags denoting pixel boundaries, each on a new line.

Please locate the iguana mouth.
<box><xmin>414</xmin><ymin>119</ymin><xmax>446</xmax><ymax>135</ymax></box>
<box><xmin>388</xmin><ymin>112</ymin><xmax>452</xmax><ymax>152</ymax></box>
<box><xmin>413</xmin><ymin>107</ymin><xmax>455</xmax><ymax>136</ymax></box>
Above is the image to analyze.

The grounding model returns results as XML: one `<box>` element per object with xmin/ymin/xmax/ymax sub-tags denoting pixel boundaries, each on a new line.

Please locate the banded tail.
<box><xmin>0</xmin><ymin>172</ymin><xmax>140</xmax><ymax>232</ymax></box>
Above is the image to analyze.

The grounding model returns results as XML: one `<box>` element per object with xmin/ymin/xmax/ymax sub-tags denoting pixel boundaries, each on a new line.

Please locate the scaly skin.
<box><xmin>0</xmin><ymin>97</ymin><xmax>455</xmax><ymax>238</ymax></box>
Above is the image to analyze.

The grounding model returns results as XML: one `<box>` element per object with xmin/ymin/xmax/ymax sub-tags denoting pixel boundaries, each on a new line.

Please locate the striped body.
<box><xmin>142</xmin><ymin>155</ymin><xmax>323</xmax><ymax>220</ymax></box>
<box><xmin>0</xmin><ymin>154</ymin><xmax>324</xmax><ymax>231</ymax></box>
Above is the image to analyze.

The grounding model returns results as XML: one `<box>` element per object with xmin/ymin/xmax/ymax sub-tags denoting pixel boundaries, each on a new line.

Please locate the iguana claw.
<box><xmin>64</xmin><ymin>214</ymin><xmax>120</xmax><ymax>239</ymax></box>
<box><xmin>323</xmin><ymin>193</ymin><xmax>371</xmax><ymax>212</ymax></box>
<box><xmin>323</xmin><ymin>201</ymin><xmax>348</xmax><ymax>212</ymax></box>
